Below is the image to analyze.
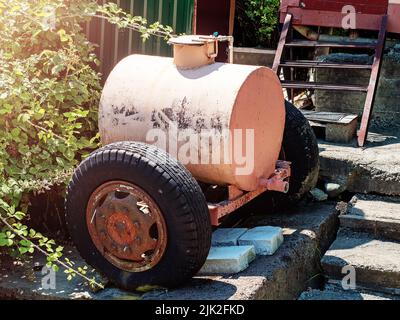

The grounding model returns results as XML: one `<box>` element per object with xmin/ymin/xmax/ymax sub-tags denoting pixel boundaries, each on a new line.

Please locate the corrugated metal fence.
<box><xmin>87</xmin><ymin>0</ymin><xmax>194</xmax><ymax>79</ymax></box>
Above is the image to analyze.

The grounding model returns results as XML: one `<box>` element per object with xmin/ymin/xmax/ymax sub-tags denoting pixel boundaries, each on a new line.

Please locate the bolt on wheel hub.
<box><xmin>86</xmin><ymin>181</ymin><xmax>167</xmax><ymax>272</ymax></box>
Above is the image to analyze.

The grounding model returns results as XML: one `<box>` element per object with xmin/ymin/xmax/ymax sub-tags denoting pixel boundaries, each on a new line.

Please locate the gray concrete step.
<box><xmin>341</xmin><ymin>195</ymin><xmax>400</xmax><ymax>241</ymax></box>
<box><xmin>318</xmin><ymin>132</ymin><xmax>400</xmax><ymax>196</ymax></box>
<box><xmin>322</xmin><ymin>228</ymin><xmax>400</xmax><ymax>293</ymax></box>
<box><xmin>299</xmin><ymin>284</ymin><xmax>399</xmax><ymax>300</ymax></box>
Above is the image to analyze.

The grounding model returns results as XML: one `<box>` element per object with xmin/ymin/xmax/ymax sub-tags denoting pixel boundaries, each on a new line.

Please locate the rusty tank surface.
<box><xmin>99</xmin><ymin>52</ymin><xmax>285</xmax><ymax>192</ymax></box>
<box><xmin>65</xmin><ymin>35</ymin><xmax>319</xmax><ymax>291</ymax></box>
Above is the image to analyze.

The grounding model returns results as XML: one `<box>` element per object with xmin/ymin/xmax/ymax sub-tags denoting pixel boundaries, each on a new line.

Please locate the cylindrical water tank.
<box><xmin>99</xmin><ymin>54</ymin><xmax>285</xmax><ymax>191</ymax></box>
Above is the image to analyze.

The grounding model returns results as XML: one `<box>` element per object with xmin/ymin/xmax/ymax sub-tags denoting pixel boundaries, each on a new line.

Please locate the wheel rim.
<box><xmin>86</xmin><ymin>181</ymin><xmax>167</xmax><ymax>272</ymax></box>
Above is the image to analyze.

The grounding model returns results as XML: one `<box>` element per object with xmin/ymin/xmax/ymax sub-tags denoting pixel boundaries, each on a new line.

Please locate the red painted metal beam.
<box><xmin>279</xmin><ymin>0</ymin><xmax>400</xmax><ymax>32</ymax></box>
<box><xmin>300</xmin><ymin>0</ymin><xmax>388</xmax><ymax>15</ymax></box>
<box><xmin>388</xmin><ymin>2</ymin><xmax>400</xmax><ymax>33</ymax></box>
<box><xmin>358</xmin><ymin>15</ymin><xmax>388</xmax><ymax>147</ymax></box>
<box><xmin>273</xmin><ymin>14</ymin><xmax>293</xmax><ymax>73</ymax></box>
<box><xmin>280</xmin><ymin>8</ymin><xmax>384</xmax><ymax>30</ymax></box>
<box><xmin>208</xmin><ymin>161</ymin><xmax>291</xmax><ymax>226</ymax></box>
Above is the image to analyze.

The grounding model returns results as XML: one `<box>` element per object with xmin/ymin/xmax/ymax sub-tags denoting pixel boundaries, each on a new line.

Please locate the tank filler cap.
<box><xmin>168</xmin><ymin>35</ymin><xmax>219</xmax><ymax>70</ymax></box>
<box><xmin>168</xmin><ymin>35</ymin><xmax>216</xmax><ymax>46</ymax></box>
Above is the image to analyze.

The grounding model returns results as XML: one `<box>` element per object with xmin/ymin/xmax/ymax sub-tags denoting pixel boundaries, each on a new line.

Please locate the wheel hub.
<box><xmin>86</xmin><ymin>181</ymin><xmax>167</xmax><ymax>272</ymax></box>
<box><xmin>105</xmin><ymin>212</ymin><xmax>137</xmax><ymax>246</ymax></box>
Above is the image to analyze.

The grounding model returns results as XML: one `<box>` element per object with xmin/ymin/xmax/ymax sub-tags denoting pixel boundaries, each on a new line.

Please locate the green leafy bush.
<box><xmin>236</xmin><ymin>0</ymin><xmax>280</xmax><ymax>48</ymax></box>
<box><xmin>0</xmin><ymin>0</ymin><xmax>101</xmax><ymax>257</ymax></box>
<box><xmin>0</xmin><ymin>0</ymin><xmax>172</xmax><ymax>284</ymax></box>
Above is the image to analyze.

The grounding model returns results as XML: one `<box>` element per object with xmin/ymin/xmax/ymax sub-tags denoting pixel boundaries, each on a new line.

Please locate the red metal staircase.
<box><xmin>272</xmin><ymin>13</ymin><xmax>388</xmax><ymax>147</ymax></box>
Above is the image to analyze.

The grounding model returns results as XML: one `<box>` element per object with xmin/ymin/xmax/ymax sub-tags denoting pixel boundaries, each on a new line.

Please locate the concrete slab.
<box><xmin>319</xmin><ymin>132</ymin><xmax>400</xmax><ymax>196</ymax></box>
<box><xmin>299</xmin><ymin>284</ymin><xmax>399</xmax><ymax>300</ymax></box>
<box><xmin>238</xmin><ymin>227</ymin><xmax>284</xmax><ymax>255</ymax></box>
<box><xmin>233</xmin><ymin>47</ymin><xmax>275</xmax><ymax>67</ymax></box>
<box><xmin>0</xmin><ymin>202</ymin><xmax>340</xmax><ymax>300</ymax></box>
<box><xmin>341</xmin><ymin>194</ymin><xmax>400</xmax><ymax>241</ymax></box>
<box><xmin>199</xmin><ymin>246</ymin><xmax>256</xmax><ymax>275</ymax></box>
<box><xmin>211</xmin><ymin>228</ymin><xmax>248</xmax><ymax>247</ymax></box>
<box><xmin>322</xmin><ymin>229</ymin><xmax>400</xmax><ymax>292</ymax></box>
<box><xmin>0</xmin><ymin>248</ymin><xmax>140</xmax><ymax>300</ymax></box>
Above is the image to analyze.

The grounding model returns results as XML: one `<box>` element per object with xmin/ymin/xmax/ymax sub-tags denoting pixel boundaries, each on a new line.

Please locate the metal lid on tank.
<box><xmin>168</xmin><ymin>35</ymin><xmax>218</xmax><ymax>70</ymax></box>
<box><xmin>168</xmin><ymin>35</ymin><xmax>216</xmax><ymax>46</ymax></box>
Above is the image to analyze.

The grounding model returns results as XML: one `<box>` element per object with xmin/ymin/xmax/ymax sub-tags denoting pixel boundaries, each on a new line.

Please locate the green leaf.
<box><xmin>51</xmin><ymin>64</ymin><xmax>65</xmax><ymax>75</ymax></box>
<box><xmin>18</xmin><ymin>247</ymin><xmax>29</xmax><ymax>254</ymax></box>
<box><xmin>55</xmin><ymin>157</ymin><xmax>65</xmax><ymax>166</ymax></box>
<box><xmin>11</xmin><ymin>127</ymin><xmax>21</xmax><ymax>137</ymax></box>
<box><xmin>0</xmin><ymin>238</ymin><xmax>14</xmax><ymax>247</ymax></box>
<box><xmin>14</xmin><ymin>211</ymin><xmax>26</xmax><ymax>221</ymax></box>
<box><xmin>17</xmin><ymin>113</ymin><xmax>31</xmax><ymax>123</ymax></box>
<box><xmin>57</xmin><ymin>29</ymin><xmax>69</xmax><ymax>42</ymax></box>
<box><xmin>19</xmin><ymin>239</ymin><xmax>31</xmax><ymax>247</ymax></box>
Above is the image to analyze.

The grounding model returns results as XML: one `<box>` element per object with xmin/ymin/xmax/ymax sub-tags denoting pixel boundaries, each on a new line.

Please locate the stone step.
<box><xmin>341</xmin><ymin>195</ymin><xmax>400</xmax><ymax>241</ymax></box>
<box><xmin>299</xmin><ymin>284</ymin><xmax>399</xmax><ymax>300</ymax></box>
<box><xmin>199</xmin><ymin>246</ymin><xmax>256</xmax><ymax>275</ymax></box>
<box><xmin>321</xmin><ymin>229</ymin><xmax>400</xmax><ymax>292</ymax></box>
<box><xmin>318</xmin><ymin>132</ymin><xmax>400</xmax><ymax>197</ymax></box>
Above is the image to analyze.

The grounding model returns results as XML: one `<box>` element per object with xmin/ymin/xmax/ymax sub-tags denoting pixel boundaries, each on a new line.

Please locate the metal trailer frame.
<box><xmin>207</xmin><ymin>161</ymin><xmax>291</xmax><ymax>226</ymax></box>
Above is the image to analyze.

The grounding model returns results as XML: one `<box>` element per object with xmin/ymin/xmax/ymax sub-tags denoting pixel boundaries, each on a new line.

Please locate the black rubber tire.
<box><xmin>276</xmin><ymin>100</ymin><xmax>320</xmax><ymax>205</ymax></box>
<box><xmin>65</xmin><ymin>141</ymin><xmax>212</xmax><ymax>290</ymax></box>
<box><xmin>254</xmin><ymin>101</ymin><xmax>319</xmax><ymax>211</ymax></box>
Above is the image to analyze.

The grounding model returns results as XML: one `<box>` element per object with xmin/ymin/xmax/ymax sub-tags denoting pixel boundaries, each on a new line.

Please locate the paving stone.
<box><xmin>199</xmin><ymin>246</ymin><xmax>256</xmax><ymax>275</ymax></box>
<box><xmin>211</xmin><ymin>228</ymin><xmax>248</xmax><ymax>247</ymax></box>
<box><xmin>238</xmin><ymin>226</ymin><xmax>284</xmax><ymax>255</ymax></box>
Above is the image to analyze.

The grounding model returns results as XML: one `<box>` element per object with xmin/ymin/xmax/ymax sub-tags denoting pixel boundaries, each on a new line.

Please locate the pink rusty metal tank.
<box><xmin>99</xmin><ymin>37</ymin><xmax>285</xmax><ymax>192</ymax></box>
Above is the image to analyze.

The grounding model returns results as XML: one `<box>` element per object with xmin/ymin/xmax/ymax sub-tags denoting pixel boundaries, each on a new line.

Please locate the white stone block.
<box><xmin>199</xmin><ymin>246</ymin><xmax>256</xmax><ymax>275</ymax></box>
<box><xmin>211</xmin><ymin>228</ymin><xmax>248</xmax><ymax>247</ymax></box>
<box><xmin>238</xmin><ymin>226</ymin><xmax>284</xmax><ymax>255</ymax></box>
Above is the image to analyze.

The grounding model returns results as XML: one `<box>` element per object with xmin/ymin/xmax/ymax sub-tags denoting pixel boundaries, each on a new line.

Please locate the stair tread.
<box><xmin>340</xmin><ymin>195</ymin><xmax>400</xmax><ymax>241</ymax></box>
<box><xmin>285</xmin><ymin>40</ymin><xmax>377</xmax><ymax>49</ymax></box>
<box><xmin>299</xmin><ymin>284</ymin><xmax>399</xmax><ymax>300</ymax></box>
<box><xmin>280</xmin><ymin>61</ymin><xmax>372</xmax><ymax>69</ymax></box>
<box><xmin>346</xmin><ymin>195</ymin><xmax>400</xmax><ymax>222</ymax></box>
<box><xmin>322</xmin><ymin>229</ymin><xmax>400</xmax><ymax>290</ymax></box>
<box><xmin>281</xmin><ymin>81</ymin><xmax>368</xmax><ymax>92</ymax></box>
<box><xmin>302</xmin><ymin>111</ymin><xmax>358</xmax><ymax>124</ymax></box>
